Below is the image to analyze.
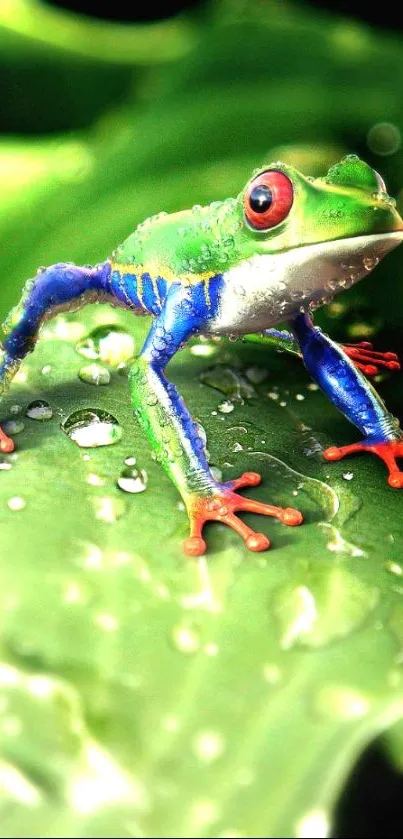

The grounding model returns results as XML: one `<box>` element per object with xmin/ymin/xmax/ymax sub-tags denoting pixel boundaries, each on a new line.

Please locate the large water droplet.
<box><xmin>117</xmin><ymin>467</ymin><xmax>148</xmax><ymax>494</ymax></box>
<box><xmin>273</xmin><ymin>567</ymin><xmax>378</xmax><ymax>648</ymax></box>
<box><xmin>61</xmin><ymin>409</ymin><xmax>122</xmax><ymax>448</ymax></box>
<box><xmin>26</xmin><ymin>400</ymin><xmax>53</xmax><ymax>421</ymax></box>
<box><xmin>76</xmin><ymin>324</ymin><xmax>135</xmax><ymax>365</ymax></box>
<box><xmin>79</xmin><ymin>363</ymin><xmax>111</xmax><ymax>386</ymax></box>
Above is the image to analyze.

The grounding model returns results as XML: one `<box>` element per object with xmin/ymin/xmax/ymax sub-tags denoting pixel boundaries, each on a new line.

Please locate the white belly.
<box><xmin>207</xmin><ymin>232</ymin><xmax>402</xmax><ymax>335</ymax></box>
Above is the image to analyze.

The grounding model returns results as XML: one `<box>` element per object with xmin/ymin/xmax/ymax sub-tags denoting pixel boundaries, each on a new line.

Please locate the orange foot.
<box><xmin>324</xmin><ymin>439</ymin><xmax>403</xmax><ymax>488</ymax></box>
<box><xmin>184</xmin><ymin>471</ymin><xmax>303</xmax><ymax>557</ymax></box>
<box><xmin>0</xmin><ymin>425</ymin><xmax>14</xmax><ymax>454</ymax></box>
<box><xmin>342</xmin><ymin>341</ymin><xmax>400</xmax><ymax>377</ymax></box>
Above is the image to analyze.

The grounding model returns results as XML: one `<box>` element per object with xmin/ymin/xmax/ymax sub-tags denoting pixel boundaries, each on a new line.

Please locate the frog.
<box><xmin>1</xmin><ymin>154</ymin><xmax>403</xmax><ymax>556</ymax></box>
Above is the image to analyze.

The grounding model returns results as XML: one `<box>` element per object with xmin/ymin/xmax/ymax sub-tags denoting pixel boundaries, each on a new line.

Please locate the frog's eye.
<box><xmin>244</xmin><ymin>170</ymin><xmax>294</xmax><ymax>231</ymax></box>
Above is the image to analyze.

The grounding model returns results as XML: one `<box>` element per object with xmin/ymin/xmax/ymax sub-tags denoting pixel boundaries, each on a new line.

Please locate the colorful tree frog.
<box><xmin>1</xmin><ymin>155</ymin><xmax>403</xmax><ymax>555</ymax></box>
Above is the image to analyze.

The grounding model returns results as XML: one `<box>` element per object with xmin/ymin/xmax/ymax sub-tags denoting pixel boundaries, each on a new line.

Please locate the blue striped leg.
<box><xmin>291</xmin><ymin>312</ymin><xmax>403</xmax><ymax>487</ymax></box>
<box><xmin>0</xmin><ymin>261</ymin><xmax>111</xmax><ymax>452</ymax></box>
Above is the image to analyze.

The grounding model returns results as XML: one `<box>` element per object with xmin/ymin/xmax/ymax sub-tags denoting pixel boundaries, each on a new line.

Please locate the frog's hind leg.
<box><xmin>0</xmin><ymin>260</ymin><xmax>112</xmax><ymax>452</ymax></box>
<box><xmin>291</xmin><ymin>312</ymin><xmax>403</xmax><ymax>487</ymax></box>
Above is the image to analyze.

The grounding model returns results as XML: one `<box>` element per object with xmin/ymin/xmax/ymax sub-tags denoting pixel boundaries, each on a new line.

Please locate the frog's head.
<box><xmin>238</xmin><ymin>154</ymin><xmax>403</xmax><ymax>312</ymax></box>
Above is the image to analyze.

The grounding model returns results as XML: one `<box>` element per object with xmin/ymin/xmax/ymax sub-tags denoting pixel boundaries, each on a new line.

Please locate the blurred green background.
<box><xmin>2</xmin><ymin>1</ymin><xmax>403</xmax><ymax>837</ymax></box>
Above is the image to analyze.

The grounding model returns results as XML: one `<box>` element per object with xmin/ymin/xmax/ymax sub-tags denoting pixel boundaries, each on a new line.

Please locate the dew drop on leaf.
<box><xmin>117</xmin><ymin>467</ymin><xmax>148</xmax><ymax>494</ymax></box>
<box><xmin>76</xmin><ymin>324</ymin><xmax>135</xmax><ymax>366</ymax></box>
<box><xmin>92</xmin><ymin>496</ymin><xmax>126</xmax><ymax>523</ymax></box>
<box><xmin>26</xmin><ymin>400</ymin><xmax>53</xmax><ymax>421</ymax></box>
<box><xmin>61</xmin><ymin>409</ymin><xmax>123</xmax><ymax>448</ymax></box>
<box><xmin>78</xmin><ymin>363</ymin><xmax>111</xmax><ymax>386</ymax></box>
<box><xmin>3</xmin><ymin>419</ymin><xmax>24</xmax><ymax>435</ymax></box>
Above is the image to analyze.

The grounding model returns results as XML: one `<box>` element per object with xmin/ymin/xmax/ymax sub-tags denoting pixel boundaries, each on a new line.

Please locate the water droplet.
<box><xmin>385</xmin><ymin>560</ymin><xmax>403</xmax><ymax>577</ymax></box>
<box><xmin>307</xmin><ymin>382</ymin><xmax>319</xmax><ymax>391</ymax></box>
<box><xmin>200</xmin><ymin>365</ymin><xmax>255</xmax><ymax>400</ymax></box>
<box><xmin>343</xmin><ymin>471</ymin><xmax>354</xmax><ymax>481</ymax></box>
<box><xmin>171</xmin><ymin>621</ymin><xmax>200</xmax><ymax>654</ymax></box>
<box><xmin>7</xmin><ymin>496</ymin><xmax>26</xmax><ymax>511</ymax></box>
<box><xmin>295</xmin><ymin>393</ymin><xmax>305</xmax><ymax>401</ymax></box>
<box><xmin>124</xmin><ymin>456</ymin><xmax>136</xmax><ymax>466</ymax></box>
<box><xmin>295</xmin><ymin>809</ymin><xmax>330</xmax><ymax>839</ymax></box>
<box><xmin>268</xmin><ymin>390</ymin><xmax>279</xmax><ymax>400</ymax></box>
<box><xmin>9</xmin><ymin>405</ymin><xmax>21</xmax><ymax>415</ymax></box>
<box><xmin>41</xmin><ymin>364</ymin><xmax>52</xmax><ymax>375</ymax></box>
<box><xmin>367</xmin><ymin>122</ymin><xmax>401</xmax><ymax>156</ymax></box>
<box><xmin>192</xmin><ymin>730</ymin><xmax>225</xmax><ymax>762</ymax></box>
<box><xmin>61</xmin><ymin>409</ymin><xmax>122</xmax><ymax>448</ymax></box>
<box><xmin>76</xmin><ymin>324</ymin><xmax>135</xmax><ymax>365</ymax></box>
<box><xmin>231</xmin><ymin>442</ymin><xmax>244</xmax><ymax>452</ymax></box>
<box><xmin>313</xmin><ymin>684</ymin><xmax>370</xmax><ymax>720</ymax></box>
<box><xmin>3</xmin><ymin>419</ymin><xmax>24</xmax><ymax>435</ymax></box>
<box><xmin>218</xmin><ymin>400</ymin><xmax>234</xmax><ymax>414</ymax></box>
<box><xmin>93</xmin><ymin>496</ymin><xmax>126</xmax><ymax>523</ymax></box>
<box><xmin>190</xmin><ymin>343</ymin><xmax>217</xmax><ymax>358</ymax></box>
<box><xmin>273</xmin><ymin>568</ymin><xmax>378</xmax><ymax>648</ymax></box>
<box><xmin>117</xmin><ymin>467</ymin><xmax>148</xmax><ymax>494</ymax></box>
<box><xmin>79</xmin><ymin>363</ymin><xmax>111</xmax><ymax>386</ymax></box>
<box><xmin>25</xmin><ymin>400</ymin><xmax>53</xmax><ymax>421</ymax></box>
<box><xmin>0</xmin><ymin>458</ymin><xmax>12</xmax><ymax>471</ymax></box>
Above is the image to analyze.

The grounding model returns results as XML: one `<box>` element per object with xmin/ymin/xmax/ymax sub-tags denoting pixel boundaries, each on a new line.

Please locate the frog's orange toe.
<box><xmin>0</xmin><ymin>428</ymin><xmax>14</xmax><ymax>454</ymax></box>
<box><xmin>324</xmin><ymin>438</ymin><xmax>403</xmax><ymax>488</ymax></box>
<box><xmin>184</xmin><ymin>536</ymin><xmax>207</xmax><ymax>557</ymax></box>
<box><xmin>184</xmin><ymin>473</ymin><xmax>303</xmax><ymax>556</ymax></box>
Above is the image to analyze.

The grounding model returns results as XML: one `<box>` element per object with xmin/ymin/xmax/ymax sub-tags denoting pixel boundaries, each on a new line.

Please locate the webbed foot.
<box><xmin>0</xmin><ymin>425</ymin><xmax>14</xmax><ymax>453</ymax></box>
<box><xmin>184</xmin><ymin>471</ymin><xmax>303</xmax><ymax>556</ymax></box>
<box><xmin>324</xmin><ymin>439</ymin><xmax>403</xmax><ymax>488</ymax></box>
<box><xmin>342</xmin><ymin>341</ymin><xmax>400</xmax><ymax>377</ymax></box>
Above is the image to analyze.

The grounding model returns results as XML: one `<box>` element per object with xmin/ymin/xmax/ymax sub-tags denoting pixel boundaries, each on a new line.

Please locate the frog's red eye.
<box><xmin>244</xmin><ymin>170</ymin><xmax>294</xmax><ymax>231</ymax></box>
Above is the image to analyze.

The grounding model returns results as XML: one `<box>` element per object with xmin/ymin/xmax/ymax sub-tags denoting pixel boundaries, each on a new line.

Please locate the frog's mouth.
<box><xmin>276</xmin><ymin>230</ymin><xmax>403</xmax><ymax>311</ymax></box>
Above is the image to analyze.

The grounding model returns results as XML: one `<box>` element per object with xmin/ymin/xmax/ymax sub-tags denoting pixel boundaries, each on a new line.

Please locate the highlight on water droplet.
<box><xmin>171</xmin><ymin>621</ymin><xmax>200</xmax><ymax>654</ymax></box>
<box><xmin>79</xmin><ymin>363</ymin><xmax>111</xmax><ymax>386</ymax></box>
<box><xmin>295</xmin><ymin>809</ymin><xmax>330</xmax><ymax>839</ymax></box>
<box><xmin>313</xmin><ymin>684</ymin><xmax>370</xmax><ymax>721</ymax></box>
<box><xmin>26</xmin><ymin>400</ymin><xmax>53</xmax><ymax>421</ymax></box>
<box><xmin>7</xmin><ymin>496</ymin><xmax>26</xmax><ymax>511</ymax></box>
<box><xmin>218</xmin><ymin>399</ymin><xmax>235</xmax><ymax>414</ymax></box>
<box><xmin>76</xmin><ymin>324</ymin><xmax>135</xmax><ymax>366</ymax></box>
<box><xmin>117</xmin><ymin>467</ymin><xmax>148</xmax><ymax>494</ymax></box>
<box><xmin>61</xmin><ymin>409</ymin><xmax>122</xmax><ymax>448</ymax></box>
<box><xmin>192</xmin><ymin>730</ymin><xmax>225</xmax><ymax>763</ymax></box>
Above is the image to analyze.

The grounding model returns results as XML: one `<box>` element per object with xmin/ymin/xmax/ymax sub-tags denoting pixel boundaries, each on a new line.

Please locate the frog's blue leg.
<box><xmin>243</xmin><ymin>328</ymin><xmax>400</xmax><ymax>376</ymax></box>
<box><xmin>129</xmin><ymin>282</ymin><xmax>303</xmax><ymax>557</ymax></box>
<box><xmin>291</xmin><ymin>312</ymin><xmax>403</xmax><ymax>487</ymax></box>
<box><xmin>0</xmin><ymin>261</ymin><xmax>112</xmax><ymax>452</ymax></box>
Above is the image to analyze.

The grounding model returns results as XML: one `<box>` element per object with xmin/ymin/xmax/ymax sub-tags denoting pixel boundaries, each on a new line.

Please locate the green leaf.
<box><xmin>0</xmin><ymin>306</ymin><xmax>403</xmax><ymax>837</ymax></box>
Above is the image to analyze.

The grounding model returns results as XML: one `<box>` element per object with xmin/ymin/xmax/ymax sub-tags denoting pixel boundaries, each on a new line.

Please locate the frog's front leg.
<box><xmin>0</xmin><ymin>261</ymin><xmax>111</xmax><ymax>452</ymax></box>
<box><xmin>130</xmin><ymin>286</ymin><xmax>303</xmax><ymax>557</ymax></box>
<box><xmin>292</xmin><ymin>312</ymin><xmax>403</xmax><ymax>487</ymax></box>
